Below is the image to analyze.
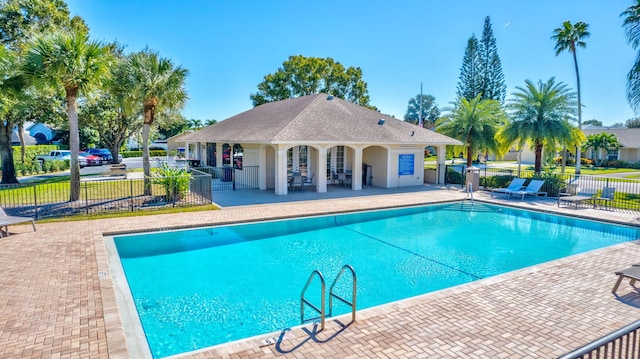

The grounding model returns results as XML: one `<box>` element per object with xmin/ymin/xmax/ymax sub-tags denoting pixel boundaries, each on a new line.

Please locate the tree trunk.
<box><xmin>466</xmin><ymin>140</ymin><xmax>473</xmax><ymax>167</ymax></box>
<box><xmin>142</xmin><ymin>104</ymin><xmax>155</xmax><ymax>195</ymax></box>
<box><xmin>0</xmin><ymin>121</ymin><xmax>18</xmax><ymax>184</ymax></box>
<box><xmin>561</xmin><ymin>146</ymin><xmax>567</xmax><ymax>175</ymax></box>
<box><xmin>573</xmin><ymin>50</ymin><xmax>582</xmax><ymax>175</ymax></box>
<box><xmin>516</xmin><ymin>148</ymin><xmax>522</xmax><ymax>178</ymax></box>
<box><xmin>534</xmin><ymin>141</ymin><xmax>543</xmax><ymax>174</ymax></box>
<box><xmin>17</xmin><ymin>123</ymin><xmax>26</xmax><ymax>164</ymax></box>
<box><xmin>67</xmin><ymin>89</ymin><xmax>81</xmax><ymax>201</ymax></box>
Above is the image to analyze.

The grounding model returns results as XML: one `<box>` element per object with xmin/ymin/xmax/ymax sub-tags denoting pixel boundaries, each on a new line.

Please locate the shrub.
<box><xmin>152</xmin><ymin>162</ymin><xmax>191</xmax><ymax>202</ymax></box>
<box><xmin>482</xmin><ymin>175</ymin><xmax>516</xmax><ymax>189</ymax></box>
<box><xmin>532</xmin><ymin>171</ymin><xmax>567</xmax><ymax>197</ymax></box>
<box><xmin>446</xmin><ymin>167</ymin><xmax>464</xmax><ymax>185</ymax></box>
<box><xmin>121</xmin><ymin>150</ymin><xmax>168</xmax><ymax>158</ymax></box>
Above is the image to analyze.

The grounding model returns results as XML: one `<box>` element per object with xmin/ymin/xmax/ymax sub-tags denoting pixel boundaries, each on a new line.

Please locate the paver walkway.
<box><xmin>1</xmin><ymin>185</ymin><xmax>639</xmax><ymax>359</ymax></box>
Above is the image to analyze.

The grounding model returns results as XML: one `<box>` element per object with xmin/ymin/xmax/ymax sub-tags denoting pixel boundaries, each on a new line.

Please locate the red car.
<box><xmin>79</xmin><ymin>151</ymin><xmax>103</xmax><ymax>166</ymax></box>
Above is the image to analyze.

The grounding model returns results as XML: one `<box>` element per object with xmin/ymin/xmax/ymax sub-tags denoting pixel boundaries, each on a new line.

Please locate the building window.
<box><xmin>222</xmin><ymin>143</ymin><xmax>231</xmax><ymax>166</ymax></box>
<box><xmin>607</xmin><ymin>149</ymin><xmax>619</xmax><ymax>161</ymax></box>
<box><xmin>233</xmin><ymin>144</ymin><xmax>243</xmax><ymax>169</ymax></box>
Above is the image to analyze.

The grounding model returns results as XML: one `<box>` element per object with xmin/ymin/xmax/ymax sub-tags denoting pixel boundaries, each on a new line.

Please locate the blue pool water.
<box><xmin>113</xmin><ymin>202</ymin><xmax>639</xmax><ymax>358</ymax></box>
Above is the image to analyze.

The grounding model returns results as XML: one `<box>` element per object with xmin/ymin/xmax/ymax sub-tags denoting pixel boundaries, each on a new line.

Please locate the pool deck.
<box><xmin>2</xmin><ymin>184</ymin><xmax>640</xmax><ymax>358</ymax></box>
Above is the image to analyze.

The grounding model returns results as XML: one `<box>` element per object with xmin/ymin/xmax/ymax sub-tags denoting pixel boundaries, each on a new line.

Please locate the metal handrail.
<box><xmin>557</xmin><ymin>319</ymin><xmax>640</xmax><ymax>359</ymax></box>
<box><xmin>300</xmin><ymin>270</ymin><xmax>325</xmax><ymax>330</ymax></box>
<box><xmin>329</xmin><ymin>264</ymin><xmax>357</xmax><ymax>323</ymax></box>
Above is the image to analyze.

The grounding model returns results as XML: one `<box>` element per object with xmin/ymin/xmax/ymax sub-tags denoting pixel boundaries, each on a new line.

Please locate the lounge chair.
<box><xmin>0</xmin><ymin>207</ymin><xmax>36</xmax><ymax>238</ymax></box>
<box><xmin>290</xmin><ymin>172</ymin><xmax>304</xmax><ymax>192</ymax></box>
<box><xmin>594</xmin><ymin>187</ymin><xmax>615</xmax><ymax>209</ymax></box>
<box><xmin>612</xmin><ymin>265</ymin><xmax>640</xmax><ymax>294</ymax></box>
<box><xmin>490</xmin><ymin>178</ymin><xmax>526</xmax><ymax>198</ymax></box>
<box><xmin>557</xmin><ymin>186</ymin><xmax>595</xmax><ymax>208</ymax></box>
<box><xmin>506</xmin><ymin>179</ymin><xmax>547</xmax><ymax>200</ymax></box>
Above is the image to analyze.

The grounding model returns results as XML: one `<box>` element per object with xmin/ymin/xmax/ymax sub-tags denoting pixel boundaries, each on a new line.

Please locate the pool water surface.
<box><xmin>113</xmin><ymin>202</ymin><xmax>639</xmax><ymax>358</ymax></box>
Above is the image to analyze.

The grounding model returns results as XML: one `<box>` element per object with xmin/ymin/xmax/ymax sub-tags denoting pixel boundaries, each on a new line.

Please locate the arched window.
<box><xmin>233</xmin><ymin>144</ymin><xmax>243</xmax><ymax>169</ymax></box>
<box><xmin>222</xmin><ymin>144</ymin><xmax>231</xmax><ymax>166</ymax></box>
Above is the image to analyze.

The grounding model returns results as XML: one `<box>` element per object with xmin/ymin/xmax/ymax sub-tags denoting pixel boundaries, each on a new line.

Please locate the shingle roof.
<box><xmin>583</xmin><ymin>128</ymin><xmax>640</xmax><ymax>148</ymax></box>
<box><xmin>180</xmin><ymin>94</ymin><xmax>462</xmax><ymax>146</ymax></box>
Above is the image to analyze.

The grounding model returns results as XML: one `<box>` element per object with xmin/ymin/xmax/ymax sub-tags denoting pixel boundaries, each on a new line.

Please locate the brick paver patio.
<box><xmin>1</xmin><ymin>185</ymin><xmax>639</xmax><ymax>358</ymax></box>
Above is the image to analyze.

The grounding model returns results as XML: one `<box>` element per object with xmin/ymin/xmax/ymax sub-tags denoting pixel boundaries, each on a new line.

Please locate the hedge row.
<box><xmin>121</xmin><ymin>150</ymin><xmax>169</xmax><ymax>158</ymax></box>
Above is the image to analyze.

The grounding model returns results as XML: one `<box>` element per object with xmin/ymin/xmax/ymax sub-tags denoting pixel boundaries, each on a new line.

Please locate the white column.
<box><xmin>274</xmin><ymin>146</ymin><xmax>288</xmax><ymax>195</ymax></box>
<box><xmin>216</xmin><ymin>143</ymin><xmax>222</xmax><ymax>167</ymax></box>
<box><xmin>316</xmin><ymin>147</ymin><xmax>327</xmax><ymax>193</ymax></box>
<box><xmin>352</xmin><ymin>147</ymin><xmax>363</xmax><ymax>190</ymax></box>
<box><xmin>259</xmin><ymin>145</ymin><xmax>267</xmax><ymax>190</ymax></box>
<box><xmin>437</xmin><ymin>145</ymin><xmax>446</xmax><ymax>184</ymax></box>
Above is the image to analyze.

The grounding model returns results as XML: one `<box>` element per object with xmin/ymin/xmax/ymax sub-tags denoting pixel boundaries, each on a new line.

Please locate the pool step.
<box><xmin>301</xmin><ymin>264</ymin><xmax>357</xmax><ymax>330</ymax></box>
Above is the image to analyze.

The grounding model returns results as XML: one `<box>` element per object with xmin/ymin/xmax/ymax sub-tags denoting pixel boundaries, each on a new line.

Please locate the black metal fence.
<box><xmin>195</xmin><ymin>165</ymin><xmax>259</xmax><ymax>191</ymax></box>
<box><xmin>445</xmin><ymin>165</ymin><xmax>640</xmax><ymax>211</ymax></box>
<box><xmin>0</xmin><ymin>171</ymin><xmax>212</xmax><ymax>219</ymax></box>
<box><xmin>557</xmin><ymin>319</ymin><xmax>640</xmax><ymax>359</ymax></box>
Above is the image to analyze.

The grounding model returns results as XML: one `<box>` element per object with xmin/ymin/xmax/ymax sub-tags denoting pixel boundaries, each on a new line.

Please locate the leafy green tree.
<box><xmin>583</xmin><ymin>119</ymin><xmax>602</xmax><ymax>126</ymax></box>
<box><xmin>583</xmin><ymin>132</ymin><xmax>620</xmax><ymax>165</ymax></box>
<box><xmin>437</xmin><ymin>94</ymin><xmax>507</xmax><ymax>167</ymax></box>
<box><xmin>0</xmin><ymin>45</ymin><xmax>22</xmax><ymax>183</ymax></box>
<box><xmin>81</xmin><ymin>50</ymin><xmax>144</xmax><ymax>163</ymax></box>
<box><xmin>479</xmin><ymin>16</ymin><xmax>506</xmax><ymax>104</ymax></box>
<box><xmin>250</xmin><ymin>55</ymin><xmax>372</xmax><ymax>108</ymax></box>
<box><xmin>127</xmin><ymin>48</ymin><xmax>188</xmax><ymax>193</ymax></box>
<box><xmin>621</xmin><ymin>2</ymin><xmax>640</xmax><ymax>114</ymax></box>
<box><xmin>455</xmin><ymin>35</ymin><xmax>482</xmax><ymax>102</ymax></box>
<box><xmin>552</xmin><ymin>20</ymin><xmax>590</xmax><ymax>174</ymax></box>
<box><xmin>205</xmin><ymin>119</ymin><xmax>217</xmax><ymax>126</ymax></box>
<box><xmin>23</xmin><ymin>29</ymin><xmax>112</xmax><ymax>200</ymax></box>
<box><xmin>404</xmin><ymin>94</ymin><xmax>439</xmax><ymax>129</ymax></box>
<box><xmin>626</xmin><ymin>117</ymin><xmax>640</xmax><ymax>128</ymax></box>
<box><xmin>187</xmin><ymin>118</ymin><xmax>203</xmax><ymax>130</ymax></box>
<box><xmin>498</xmin><ymin>78</ymin><xmax>577</xmax><ymax>174</ymax></box>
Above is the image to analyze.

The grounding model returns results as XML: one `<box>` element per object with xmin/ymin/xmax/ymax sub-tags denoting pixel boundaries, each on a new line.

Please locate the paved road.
<box><xmin>17</xmin><ymin>156</ymin><xmax>180</xmax><ymax>183</ymax></box>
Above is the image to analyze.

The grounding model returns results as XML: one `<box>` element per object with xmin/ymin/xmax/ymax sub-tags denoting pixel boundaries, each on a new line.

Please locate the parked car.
<box><xmin>79</xmin><ymin>151</ymin><xmax>102</xmax><ymax>166</ymax></box>
<box><xmin>35</xmin><ymin>150</ymin><xmax>87</xmax><ymax>168</ymax></box>
<box><xmin>86</xmin><ymin>148</ymin><xmax>114</xmax><ymax>164</ymax></box>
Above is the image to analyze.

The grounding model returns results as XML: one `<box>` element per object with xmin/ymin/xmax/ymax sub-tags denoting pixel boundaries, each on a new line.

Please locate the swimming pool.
<box><xmin>112</xmin><ymin>202</ymin><xmax>639</xmax><ymax>358</ymax></box>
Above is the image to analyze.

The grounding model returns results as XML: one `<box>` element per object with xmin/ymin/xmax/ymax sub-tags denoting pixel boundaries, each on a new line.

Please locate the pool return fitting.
<box><xmin>300</xmin><ymin>264</ymin><xmax>357</xmax><ymax>330</ymax></box>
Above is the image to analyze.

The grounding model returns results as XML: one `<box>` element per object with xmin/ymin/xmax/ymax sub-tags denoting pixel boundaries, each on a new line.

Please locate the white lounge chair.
<box><xmin>506</xmin><ymin>179</ymin><xmax>547</xmax><ymax>200</ymax></box>
<box><xmin>490</xmin><ymin>178</ymin><xmax>526</xmax><ymax>198</ymax></box>
<box><xmin>558</xmin><ymin>185</ymin><xmax>595</xmax><ymax>208</ymax></box>
<box><xmin>594</xmin><ymin>187</ymin><xmax>615</xmax><ymax>209</ymax></box>
<box><xmin>0</xmin><ymin>207</ymin><xmax>36</xmax><ymax>238</ymax></box>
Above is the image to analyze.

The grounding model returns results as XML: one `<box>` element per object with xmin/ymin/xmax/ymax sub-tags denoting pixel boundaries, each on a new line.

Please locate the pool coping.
<box><xmin>97</xmin><ymin>196</ymin><xmax>640</xmax><ymax>358</ymax></box>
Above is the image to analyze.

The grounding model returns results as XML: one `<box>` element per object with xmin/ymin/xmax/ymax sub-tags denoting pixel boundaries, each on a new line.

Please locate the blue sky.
<box><xmin>67</xmin><ymin>0</ymin><xmax>636</xmax><ymax>126</ymax></box>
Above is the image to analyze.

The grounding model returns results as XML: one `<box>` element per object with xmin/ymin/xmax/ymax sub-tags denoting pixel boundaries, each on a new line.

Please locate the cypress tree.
<box><xmin>455</xmin><ymin>35</ymin><xmax>482</xmax><ymax>102</ymax></box>
<box><xmin>478</xmin><ymin>16</ymin><xmax>507</xmax><ymax>104</ymax></box>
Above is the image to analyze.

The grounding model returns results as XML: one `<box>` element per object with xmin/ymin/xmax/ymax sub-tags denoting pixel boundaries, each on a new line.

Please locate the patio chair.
<box><xmin>290</xmin><ymin>173</ymin><xmax>304</xmax><ymax>192</ymax></box>
<box><xmin>612</xmin><ymin>265</ymin><xmax>640</xmax><ymax>294</ymax></box>
<box><xmin>557</xmin><ymin>186</ymin><xmax>595</xmax><ymax>208</ymax></box>
<box><xmin>0</xmin><ymin>207</ymin><xmax>36</xmax><ymax>238</ymax></box>
<box><xmin>506</xmin><ymin>179</ymin><xmax>547</xmax><ymax>200</ymax></box>
<box><xmin>490</xmin><ymin>178</ymin><xmax>526</xmax><ymax>198</ymax></box>
<box><xmin>594</xmin><ymin>187</ymin><xmax>615</xmax><ymax>210</ymax></box>
<box><xmin>303</xmin><ymin>173</ymin><xmax>315</xmax><ymax>191</ymax></box>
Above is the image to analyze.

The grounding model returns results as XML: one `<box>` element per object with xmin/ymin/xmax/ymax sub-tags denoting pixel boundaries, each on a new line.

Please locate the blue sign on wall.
<box><xmin>398</xmin><ymin>154</ymin><xmax>414</xmax><ymax>175</ymax></box>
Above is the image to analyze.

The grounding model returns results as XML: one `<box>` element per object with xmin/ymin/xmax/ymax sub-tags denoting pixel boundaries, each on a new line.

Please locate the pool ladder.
<box><xmin>300</xmin><ymin>264</ymin><xmax>357</xmax><ymax>330</ymax></box>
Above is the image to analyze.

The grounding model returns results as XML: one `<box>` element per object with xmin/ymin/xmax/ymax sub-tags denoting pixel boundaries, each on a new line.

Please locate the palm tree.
<box><xmin>551</xmin><ymin>20</ymin><xmax>590</xmax><ymax>174</ymax></box>
<box><xmin>621</xmin><ymin>2</ymin><xmax>640</xmax><ymax>113</ymax></box>
<box><xmin>22</xmin><ymin>29</ymin><xmax>112</xmax><ymax>200</ymax></box>
<box><xmin>127</xmin><ymin>49</ymin><xmax>188</xmax><ymax>193</ymax></box>
<box><xmin>583</xmin><ymin>132</ymin><xmax>621</xmax><ymax>165</ymax></box>
<box><xmin>436</xmin><ymin>94</ymin><xmax>507</xmax><ymax>167</ymax></box>
<box><xmin>499</xmin><ymin>78</ymin><xmax>577</xmax><ymax>174</ymax></box>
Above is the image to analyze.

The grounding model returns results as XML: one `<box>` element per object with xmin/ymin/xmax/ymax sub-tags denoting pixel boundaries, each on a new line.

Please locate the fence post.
<box><xmin>84</xmin><ymin>182</ymin><xmax>89</xmax><ymax>215</ymax></box>
<box><xmin>33</xmin><ymin>184</ymin><xmax>38</xmax><ymax>220</ymax></box>
<box><xmin>129</xmin><ymin>179</ymin><xmax>134</xmax><ymax>212</ymax></box>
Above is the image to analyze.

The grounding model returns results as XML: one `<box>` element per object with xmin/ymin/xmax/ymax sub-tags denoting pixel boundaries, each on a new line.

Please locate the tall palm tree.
<box><xmin>436</xmin><ymin>94</ymin><xmax>507</xmax><ymax>167</ymax></box>
<box><xmin>128</xmin><ymin>49</ymin><xmax>188</xmax><ymax>193</ymax></box>
<box><xmin>551</xmin><ymin>20</ymin><xmax>590</xmax><ymax>174</ymax></box>
<box><xmin>499</xmin><ymin>78</ymin><xmax>577</xmax><ymax>174</ymax></box>
<box><xmin>621</xmin><ymin>2</ymin><xmax>640</xmax><ymax>113</ymax></box>
<box><xmin>23</xmin><ymin>29</ymin><xmax>111</xmax><ymax>200</ymax></box>
<box><xmin>583</xmin><ymin>132</ymin><xmax>620</xmax><ymax>165</ymax></box>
